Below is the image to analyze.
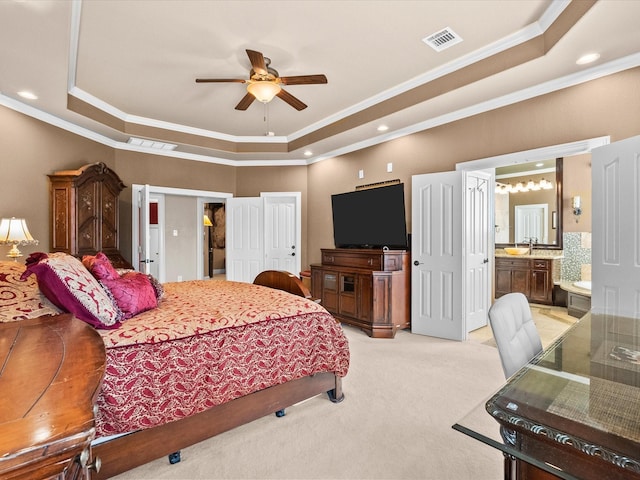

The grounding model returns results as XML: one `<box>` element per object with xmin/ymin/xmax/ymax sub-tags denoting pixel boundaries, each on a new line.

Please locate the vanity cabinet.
<box><xmin>495</xmin><ymin>257</ymin><xmax>553</xmax><ymax>305</ymax></box>
<box><xmin>529</xmin><ymin>259</ymin><xmax>553</xmax><ymax>304</ymax></box>
<box><xmin>49</xmin><ymin>163</ymin><xmax>132</xmax><ymax>269</ymax></box>
<box><xmin>311</xmin><ymin>248</ymin><xmax>409</xmax><ymax>338</ymax></box>
<box><xmin>495</xmin><ymin>257</ymin><xmax>530</xmax><ymax>298</ymax></box>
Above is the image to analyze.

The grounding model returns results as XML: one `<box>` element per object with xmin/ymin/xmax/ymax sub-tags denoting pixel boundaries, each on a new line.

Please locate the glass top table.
<box><xmin>453</xmin><ymin>312</ymin><xmax>640</xmax><ymax>480</ymax></box>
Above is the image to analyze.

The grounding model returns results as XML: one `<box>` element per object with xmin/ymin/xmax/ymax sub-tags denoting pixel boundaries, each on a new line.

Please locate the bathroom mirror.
<box><xmin>495</xmin><ymin>157</ymin><xmax>563</xmax><ymax>250</ymax></box>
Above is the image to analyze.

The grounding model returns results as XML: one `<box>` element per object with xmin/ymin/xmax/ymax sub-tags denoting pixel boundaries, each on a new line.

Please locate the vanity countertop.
<box><xmin>495</xmin><ymin>251</ymin><xmax>564</xmax><ymax>260</ymax></box>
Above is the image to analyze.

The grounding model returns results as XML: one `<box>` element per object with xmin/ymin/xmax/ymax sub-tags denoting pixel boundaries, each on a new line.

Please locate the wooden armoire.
<box><xmin>49</xmin><ymin>162</ymin><xmax>132</xmax><ymax>268</ymax></box>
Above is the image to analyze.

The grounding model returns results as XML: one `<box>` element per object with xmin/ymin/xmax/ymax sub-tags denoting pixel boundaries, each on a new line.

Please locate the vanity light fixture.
<box><xmin>495</xmin><ymin>179</ymin><xmax>553</xmax><ymax>194</ymax></box>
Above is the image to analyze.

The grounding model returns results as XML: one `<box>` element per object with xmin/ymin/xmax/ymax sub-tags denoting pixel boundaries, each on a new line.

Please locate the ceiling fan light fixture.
<box><xmin>247</xmin><ymin>81</ymin><xmax>281</xmax><ymax>103</ymax></box>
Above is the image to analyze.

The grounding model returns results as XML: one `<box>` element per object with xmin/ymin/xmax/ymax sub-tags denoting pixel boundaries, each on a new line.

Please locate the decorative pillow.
<box><xmin>100</xmin><ymin>271</ymin><xmax>158</xmax><ymax>319</ymax></box>
<box><xmin>0</xmin><ymin>261</ymin><xmax>61</xmax><ymax>322</ymax></box>
<box><xmin>84</xmin><ymin>252</ymin><xmax>164</xmax><ymax>304</ymax></box>
<box><xmin>82</xmin><ymin>252</ymin><xmax>119</xmax><ymax>281</ymax></box>
<box><xmin>21</xmin><ymin>252</ymin><xmax>122</xmax><ymax>329</ymax></box>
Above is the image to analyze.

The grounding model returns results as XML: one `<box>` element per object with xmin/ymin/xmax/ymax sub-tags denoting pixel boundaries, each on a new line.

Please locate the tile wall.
<box><xmin>561</xmin><ymin>232</ymin><xmax>592</xmax><ymax>281</ymax></box>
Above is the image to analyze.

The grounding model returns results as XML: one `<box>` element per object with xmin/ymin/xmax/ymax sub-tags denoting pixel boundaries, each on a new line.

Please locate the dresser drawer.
<box><xmin>532</xmin><ymin>259</ymin><xmax>551</xmax><ymax>270</ymax></box>
<box><xmin>321</xmin><ymin>250</ymin><xmax>382</xmax><ymax>270</ymax></box>
<box><xmin>495</xmin><ymin>257</ymin><xmax>530</xmax><ymax>268</ymax></box>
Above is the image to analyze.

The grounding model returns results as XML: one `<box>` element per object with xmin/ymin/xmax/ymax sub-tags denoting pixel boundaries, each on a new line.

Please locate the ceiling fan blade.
<box><xmin>246</xmin><ymin>49</ymin><xmax>268</xmax><ymax>76</ymax></box>
<box><xmin>280</xmin><ymin>74</ymin><xmax>328</xmax><ymax>85</ymax></box>
<box><xmin>235</xmin><ymin>92</ymin><xmax>256</xmax><ymax>111</ymax></box>
<box><xmin>276</xmin><ymin>89</ymin><xmax>307</xmax><ymax>111</ymax></box>
<box><xmin>195</xmin><ymin>78</ymin><xmax>246</xmax><ymax>83</ymax></box>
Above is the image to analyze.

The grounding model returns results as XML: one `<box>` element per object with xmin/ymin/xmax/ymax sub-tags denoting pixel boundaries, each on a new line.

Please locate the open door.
<box><xmin>592</xmin><ymin>135</ymin><xmax>640</xmax><ymax>318</ymax></box>
<box><xmin>411</xmin><ymin>170</ymin><xmax>490</xmax><ymax>340</ymax></box>
<box><xmin>411</xmin><ymin>172</ymin><xmax>464</xmax><ymax>340</ymax></box>
<box><xmin>136</xmin><ymin>184</ymin><xmax>151</xmax><ymax>275</ymax></box>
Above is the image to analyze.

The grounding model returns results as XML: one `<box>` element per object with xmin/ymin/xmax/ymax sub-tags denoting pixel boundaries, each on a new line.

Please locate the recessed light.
<box><xmin>377</xmin><ymin>125</ymin><xmax>389</xmax><ymax>132</ymax></box>
<box><xmin>576</xmin><ymin>53</ymin><xmax>600</xmax><ymax>65</ymax></box>
<box><xmin>536</xmin><ymin>162</ymin><xmax>544</xmax><ymax>167</ymax></box>
<box><xmin>17</xmin><ymin>90</ymin><xmax>38</xmax><ymax>100</ymax></box>
<box><xmin>304</xmin><ymin>150</ymin><xmax>313</xmax><ymax>157</ymax></box>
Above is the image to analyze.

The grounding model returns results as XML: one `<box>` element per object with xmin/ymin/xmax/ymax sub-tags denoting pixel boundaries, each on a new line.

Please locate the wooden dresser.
<box><xmin>49</xmin><ymin>163</ymin><xmax>131</xmax><ymax>269</ymax></box>
<box><xmin>0</xmin><ymin>314</ymin><xmax>106</xmax><ymax>479</ymax></box>
<box><xmin>311</xmin><ymin>248</ymin><xmax>410</xmax><ymax>338</ymax></box>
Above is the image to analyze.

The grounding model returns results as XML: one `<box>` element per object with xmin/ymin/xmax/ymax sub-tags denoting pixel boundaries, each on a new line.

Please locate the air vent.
<box><xmin>422</xmin><ymin>27</ymin><xmax>463</xmax><ymax>52</ymax></box>
<box><xmin>128</xmin><ymin>137</ymin><xmax>177</xmax><ymax>151</ymax></box>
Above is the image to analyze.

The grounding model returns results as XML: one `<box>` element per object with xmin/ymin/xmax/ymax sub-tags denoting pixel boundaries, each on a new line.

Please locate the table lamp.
<box><xmin>0</xmin><ymin>217</ymin><xmax>39</xmax><ymax>260</ymax></box>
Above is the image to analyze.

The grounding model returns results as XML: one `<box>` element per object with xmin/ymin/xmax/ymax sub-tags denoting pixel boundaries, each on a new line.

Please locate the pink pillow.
<box><xmin>100</xmin><ymin>271</ymin><xmax>158</xmax><ymax>319</ymax></box>
<box><xmin>21</xmin><ymin>252</ymin><xmax>122</xmax><ymax>329</ymax></box>
<box><xmin>82</xmin><ymin>252</ymin><xmax>119</xmax><ymax>280</ymax></box>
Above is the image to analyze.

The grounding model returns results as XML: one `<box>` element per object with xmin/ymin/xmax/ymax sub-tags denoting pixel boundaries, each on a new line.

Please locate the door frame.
<box><xmin>456</xmin><ymin>136</ymin><xmax>609</xmax><ymax>306</ymax></box>
<box><xmin>132</xmin><ymin>185</ymin><xmax>232</xmax><ymax>282</ymax></box>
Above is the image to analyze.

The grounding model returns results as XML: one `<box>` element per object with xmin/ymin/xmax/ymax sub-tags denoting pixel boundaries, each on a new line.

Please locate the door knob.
<box><xmin>413</xmin><ymin>260</ymin><xmax>423</xmax><ymax>266</ymax></box>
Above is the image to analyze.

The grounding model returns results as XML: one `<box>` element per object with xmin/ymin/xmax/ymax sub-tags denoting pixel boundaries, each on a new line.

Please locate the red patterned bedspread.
<box><xmin>95</xmin><ymin>281</ymin><xmax>349</xmax><ymax>437</ymax></box>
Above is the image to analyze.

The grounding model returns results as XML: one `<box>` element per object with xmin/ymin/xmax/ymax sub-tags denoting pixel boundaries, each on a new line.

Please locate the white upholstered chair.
<box><xmin>488</xmin><ymin>292</ymin><xmax>543</xmax><ymax>379</ymax></box>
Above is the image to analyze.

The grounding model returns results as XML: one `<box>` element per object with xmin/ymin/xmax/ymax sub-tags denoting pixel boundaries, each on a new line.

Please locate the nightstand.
<box><xmin>0</xmin><ymin>314</ymin><xmax>106</xmax><ymax>479</ymax></box>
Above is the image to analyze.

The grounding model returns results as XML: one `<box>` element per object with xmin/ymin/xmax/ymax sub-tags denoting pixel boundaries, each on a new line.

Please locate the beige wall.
<box><xmin>298</xmin><ymin>67</ymin><xmax>638</xmax><ymax>264</ymax></box>
<box><xmin>562</xmin><ymin>153</ymin><xmax>592</xmax><ymax>233</ymax></box>
<box><xmin>1</xmin><ymin>67</ymin><xmax>637</xmax><ymax>269</ymax></box>
<box><xmin>0</xmin><ymin>106</ymin><xmax>115</xmax><ymax>260</ymax></box>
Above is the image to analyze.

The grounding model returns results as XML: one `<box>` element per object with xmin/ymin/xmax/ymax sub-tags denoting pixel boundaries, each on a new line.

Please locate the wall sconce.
<box><xmin>0</xmin><ymin>217</ymin><xmax>39</xmax><ymax>260</ymax></box>
<box><xmin>572</xmin><ymin>196</ymin><xmax>582</xmax><ymax>222</ymax></box>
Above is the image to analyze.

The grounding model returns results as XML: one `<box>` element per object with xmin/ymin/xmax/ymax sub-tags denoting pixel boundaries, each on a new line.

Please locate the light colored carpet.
<box><xmin>112</xmin><ymin>307</ymin><xmax>574</xmax><ymax>480</ymax></box>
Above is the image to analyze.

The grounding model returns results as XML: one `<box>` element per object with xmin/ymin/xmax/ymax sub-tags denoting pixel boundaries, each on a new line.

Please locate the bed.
<box><xmin>0</xmin><ymin>256</ymin><xmax>349</xmax><ymax>479</ymax></box>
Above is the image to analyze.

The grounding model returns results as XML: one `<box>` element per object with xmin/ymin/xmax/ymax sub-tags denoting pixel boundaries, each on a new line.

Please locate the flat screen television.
<box><xmin>331</xmin><ymin>183</ymin><xmax>408</xmax><ymax>249</ymax></box>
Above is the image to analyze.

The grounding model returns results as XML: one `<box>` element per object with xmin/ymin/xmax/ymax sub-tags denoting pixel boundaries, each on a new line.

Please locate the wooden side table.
<box><xmin>0</xmin><ymin>314</ymin><xmax>106</xmax><ymax>479</ymax></box>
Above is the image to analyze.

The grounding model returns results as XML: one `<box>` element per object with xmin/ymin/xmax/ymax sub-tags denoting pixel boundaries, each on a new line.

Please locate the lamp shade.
<box><xmin>0</xmin><ymin>217</ymin><xmax>37</xmax><ymax>245</ymax></box>
<box><xmin>0</xmin><ymin>217</ymin><xmax>38</xmax><ymax>259</ymax></box>
<box><xmin>247</xmin><ymin>81</ymin><xmax>281</xmax><ymax>103</ymax></box>
<box><xmin>203</xmin><ymin>214</ymin><xmax>213</xmax><ymax>227</ymax></box>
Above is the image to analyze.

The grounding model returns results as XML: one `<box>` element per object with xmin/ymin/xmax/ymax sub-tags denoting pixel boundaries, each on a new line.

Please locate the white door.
<box><xmin>465</xmin><ymin>172</ymin><xmax>491</xmax><ymax>332</ymax></box>
<box><xmin>411</xmin><ymin>172</ymin><xmax>464</xmax><ymax>340</ymax></box>
<box><xmin>411</xmin><ymin>171</ymin><xmax>490</xmax><ymax>340</ymax></box>
<box><xmin>136</xmin><ymin>184</ymin><xmax>151</xmax><ymax>275</ymax></box>
<box><xmin>226</xmin><ymin>193</ymin><xmax>302</xmax><ymax>283</ymax></box>
<box><xmin>592</xmin><ymin>135</ymin><xmax>640</xmax><ymax>318</ymax></box>
<box><xmin>263</xmin><ymin>194</ymin><xmax>301</xmax><ymax>275</ymax></box>
<box><xmin>226</xmin><ymin>197</ymin><xmax>264</xmax><ymax>282</ymax></box>
<box><xmin>515</xmin><ymin>204</ymin><xmax>548</xmax><ymax>244</ymax></box>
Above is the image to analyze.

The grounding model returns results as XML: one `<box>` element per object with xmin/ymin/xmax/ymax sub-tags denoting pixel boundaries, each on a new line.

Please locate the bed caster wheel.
<box><xmin>275</xmin><ymin>409</ymin><xmax>286</xmax><ymax>417</ymax></box>
<box><xmin>327</xmin><ymin>389</ymin><xmax>345</xmax><ymax>403</ymax></box>
<box><xmin>168</xmin><ymin>451</ymin><xmax>181</xmax><ymax>464</ymax></box>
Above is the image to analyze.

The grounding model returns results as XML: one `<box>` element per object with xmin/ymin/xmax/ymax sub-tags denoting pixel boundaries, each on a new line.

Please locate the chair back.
<box><xmin>488</xmin><ymin>293</ymin><xmax>543</xmax><ymax>378</ymax></box>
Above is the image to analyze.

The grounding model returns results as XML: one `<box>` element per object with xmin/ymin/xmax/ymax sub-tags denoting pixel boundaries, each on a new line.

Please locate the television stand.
<box><xmin>311</xmin><ymin>248</ymin><xmax>410</xmax><ymax>338</ymax></box>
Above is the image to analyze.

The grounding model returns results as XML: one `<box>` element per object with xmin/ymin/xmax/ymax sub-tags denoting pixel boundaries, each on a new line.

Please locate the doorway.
<box><xmin>204</xmin><ymin>203</ymin><xmax>225</xmax><ymax>279</ymax></box>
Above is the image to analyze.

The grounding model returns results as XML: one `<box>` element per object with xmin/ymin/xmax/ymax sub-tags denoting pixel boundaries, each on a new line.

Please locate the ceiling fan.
<box><xmin>196</xmin><ymin>49</ymin><xmax>327</xmax><ymax>111</ymax></box>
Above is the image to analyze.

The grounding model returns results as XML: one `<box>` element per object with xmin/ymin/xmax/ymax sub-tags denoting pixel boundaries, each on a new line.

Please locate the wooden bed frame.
<box><xmin>92</xmin><ymin>271</ymin><xmax>343</xmax><ymax>479</ymax></box>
